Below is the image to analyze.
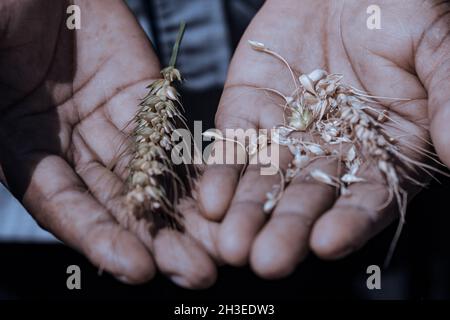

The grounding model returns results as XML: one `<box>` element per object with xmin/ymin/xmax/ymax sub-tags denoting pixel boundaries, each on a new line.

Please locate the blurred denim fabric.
<box><xmin>127</xmin><ymin>0</ymin><xmax>263</xmax><ymax>90</ymax></box>
<box><xmin>0</xmin><ymin>183</ymin><xmax>55</xmax><ymax>242</ymax></box>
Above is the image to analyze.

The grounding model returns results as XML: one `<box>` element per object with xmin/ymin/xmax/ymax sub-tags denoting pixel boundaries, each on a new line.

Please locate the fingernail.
<box><xmin>337</xmin><ymin>245</ymin><xmax>357</xmax><ymax>258</ymax></box>
<box><xmin>170</xmin><ymin>275</ymin><xmax>188</xmax><ymax>287</ymax></box>
<box><xmin>116</xmin><ymin>275</ymin><xmax>132</xmax><ymax>284</ymax></box>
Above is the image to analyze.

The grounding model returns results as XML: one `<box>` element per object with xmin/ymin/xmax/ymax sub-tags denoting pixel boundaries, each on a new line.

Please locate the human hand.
<box><xmin>0</xmin><ymin>0</ymin><xmax>219</xmax><ymax>288</ymax></box>
<box><xmin>198</xmin><ymin>0</ymin><xmax>450</xmax><ymax>278</ymax></box>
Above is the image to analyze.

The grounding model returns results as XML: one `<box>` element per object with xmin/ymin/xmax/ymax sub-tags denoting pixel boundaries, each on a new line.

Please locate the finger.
<box><xmin>430</xmin><ymin>103</ymin><xmax>450</xmax><ymax>167</ymax></box>
<box><xmin>78</xmin><ymin>157</ymin><xmax>219</xmax><ymax>289</ymax></box>
<box><xmin>250</xmin><ymin>158</ymin><xmax>337</xmax><ymax>279</ymax></box>
<box><xmin>198</xmin><ymin>87</ymin><xmax>262</xmax><ymax>221</ymax></box>
<box><xmin>71</xmin><ymin>128</ymin><xmax>154</xmax><ymax>247</ymax></box>
<box><xmin>181</xmin><ymin>198</ymin><xmax>222</xmax><ymax>263</ymax></box>
<box><xmin>149</xmin><ymin>188</ymin><xmax>219</xmax><ymax>289</ymax></box>
<box><xmin>197</xmin><ymin>4</ymin><xmax>306</xmax><ymax>222</ymax></box>
<box><xmin>73</xmin><ymin>115</ymin><xmax>220</xmax><ymax>288</ymax></box>
<box><xmin>153</xmin><ymin>228</ymin><xmax>217</xmax><ymax>289</ymax></box>
<box><xmin>75</xmin><ymin>160</ymin><xmax>155</xmax><ymax>247</ymax></box>
<box><xmin>198</xmin><ymin>163</ymin><xmax>241</xmax><ymax>221</ymax></box>
<box><xmin>415</xmin><ymin>7</ymin><xmax>450</xmax><ymax>166</ymax></box>
<box><xmin>0</xmin><ymin>165</ymin><xmax>6</xmax><ymax>185</ymax></box>
<box><xmin>22</xmin><ymin>154</ymin><xmax>155</xmax><ymax>284</ymax></box>
<box><xmin>199</xmin><ymin>84</ymin><xmax>290</xmax><ymax>222</ymax></box>
<box><xmin>310</xmin><ymin>169</ymin><xmax>395</xmax><ymax>260</ymax></box>
<box><xmin>218</xmin><ymin>146</ymin><xmax>292</xmax><ymax>266</ymax></box>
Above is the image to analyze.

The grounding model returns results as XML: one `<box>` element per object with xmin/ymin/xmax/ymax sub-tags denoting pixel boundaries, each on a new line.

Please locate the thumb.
<box><xmin>416</xmin><ymin>10</ymin><xmax>450</xmax><ymax>167</ymax></box>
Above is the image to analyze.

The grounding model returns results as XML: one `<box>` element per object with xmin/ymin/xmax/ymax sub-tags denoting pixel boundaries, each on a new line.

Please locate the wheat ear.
<box><xmin>125</xmin><ymin>23</ymin><xmax>188</xmax><ymax>231</ymax></box>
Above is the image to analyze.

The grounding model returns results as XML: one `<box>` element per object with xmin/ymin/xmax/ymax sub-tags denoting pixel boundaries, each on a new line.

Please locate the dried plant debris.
<box><xmin>248</xmin><ymin>40</ymin><xmax>449</xmax><ymax>265</ymax></box>
<box><xmin>125</xmin><ymin>23</ymin><xmax>191</xmax><ymax>231</ymax></box>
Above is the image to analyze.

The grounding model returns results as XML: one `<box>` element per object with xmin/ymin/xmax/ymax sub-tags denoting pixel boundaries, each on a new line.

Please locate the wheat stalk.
<box><xmin>124</xmin><ymin>23</ymin><xmax>188</xmax><ymax>231</ymax></box>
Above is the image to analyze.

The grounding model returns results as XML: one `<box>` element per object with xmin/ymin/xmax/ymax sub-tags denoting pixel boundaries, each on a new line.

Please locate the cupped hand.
<box><xmin>198</xmin><ymin>0</ymin><xmax>450</xmax><ymax>278</ymax></box>
<box><xmin>0</xmin><ymin>0</ymin><xmax>219</xmax><ymax>288</ymax></box>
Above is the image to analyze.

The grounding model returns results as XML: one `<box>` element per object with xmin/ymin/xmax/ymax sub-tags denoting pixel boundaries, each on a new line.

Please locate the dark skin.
<box><xmin>0</xmin><ymin>0</ymin><xmax>219</xmax><ymax>288</ymax></box>
<box><xmin>1</xmin><ymin>0</ymin><xmax>450</xmax><ymax>287</ymax></box>
<box><xmin>198</xmin><ymin>0</ymin><xmax>450</xmax><ymax>278</ymax></box>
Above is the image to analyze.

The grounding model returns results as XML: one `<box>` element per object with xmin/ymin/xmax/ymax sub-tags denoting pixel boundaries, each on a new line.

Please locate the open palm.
<box><xmin>0</xmin><ymin>0</ymin><xmax>218</xmax><ymax>287</ymax></box>
<box><xmin>199</xmin><ymin>0</ymin><xmax>450</xmax><ymax>278</ymax></box>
